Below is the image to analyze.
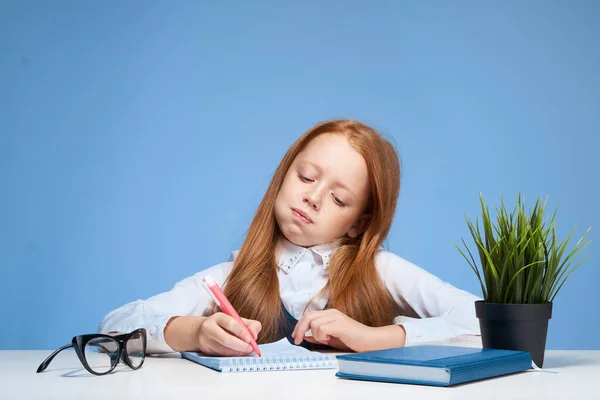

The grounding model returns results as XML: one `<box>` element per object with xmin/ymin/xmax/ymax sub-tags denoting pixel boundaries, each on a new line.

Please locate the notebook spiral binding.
<box><xmin>223</xmin><ymin>355</ymin><xmax>337</xmax><ymax>372</ymax></box>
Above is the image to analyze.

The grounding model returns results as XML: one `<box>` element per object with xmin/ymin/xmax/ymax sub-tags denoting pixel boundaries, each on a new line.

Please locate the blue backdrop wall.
<box><xmin>1</xmin><ymin>0</ymin><xmax>598</xmax><ymax>350</ymax></box>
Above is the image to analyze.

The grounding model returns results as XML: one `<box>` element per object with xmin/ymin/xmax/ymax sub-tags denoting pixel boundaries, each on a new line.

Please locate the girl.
<box><xmin>99</xmin><ymin>119</ymin><xmax>481</xmax><ymax>356</ymax></box>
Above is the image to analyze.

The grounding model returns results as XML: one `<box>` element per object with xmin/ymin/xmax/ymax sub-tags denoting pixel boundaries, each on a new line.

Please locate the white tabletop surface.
<box><xmin>1</xmin><ymin>348</ymin><xmax>599</xmax><ymax>400</ymax></box>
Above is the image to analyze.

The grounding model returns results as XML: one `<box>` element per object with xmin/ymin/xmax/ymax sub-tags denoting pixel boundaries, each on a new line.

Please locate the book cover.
<box><xmin>336</xmin><ymin>345</ymin><xmax>532</xmax><ymax>386</ymax></box>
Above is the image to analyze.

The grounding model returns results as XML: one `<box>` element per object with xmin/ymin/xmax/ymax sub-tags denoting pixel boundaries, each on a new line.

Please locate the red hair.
<box><xmin>223</xmin><ymin>120</ymin><xmax>401</xmax><ymax>343</ymax></box>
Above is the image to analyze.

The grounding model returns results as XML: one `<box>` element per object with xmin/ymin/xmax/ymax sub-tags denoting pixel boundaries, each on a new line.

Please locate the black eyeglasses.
<box><xmin>36</xmin><ymin>328</ymin><xmax>147</xmax><ymax>376</ymax></box>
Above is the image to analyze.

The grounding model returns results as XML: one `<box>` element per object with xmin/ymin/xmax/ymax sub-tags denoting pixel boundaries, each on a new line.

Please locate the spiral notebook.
<box><xmin>181</xmin><ymin>338</ymin><xmax>337</xmax><ymax>373</ymax></box>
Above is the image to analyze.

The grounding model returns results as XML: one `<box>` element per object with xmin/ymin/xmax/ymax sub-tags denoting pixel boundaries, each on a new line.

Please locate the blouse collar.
<box><xmin>277</xmin><ymin>237</ymin><xmax>339</xmax><ymax>273</ymax></box>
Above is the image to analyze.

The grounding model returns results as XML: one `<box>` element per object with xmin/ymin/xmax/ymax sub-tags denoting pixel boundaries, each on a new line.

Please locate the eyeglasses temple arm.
<box><xmin>36</xmin><ymin>344</ymin><xmax>74</xmax><ymax>373</ymax></box>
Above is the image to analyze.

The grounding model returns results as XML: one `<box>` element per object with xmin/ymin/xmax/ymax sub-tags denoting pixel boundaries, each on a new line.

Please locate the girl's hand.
<box><xmin>195</xmin><ymin>312</ymin><xmax>262</xmax><ymax>356</ymax></box>
<box><xmin>291</xmin><ymin>309</ymin><xmax>406</xmax><ymax>353</ymax></box>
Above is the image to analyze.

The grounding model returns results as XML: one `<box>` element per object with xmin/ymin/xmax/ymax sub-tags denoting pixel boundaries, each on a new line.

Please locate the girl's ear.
<box><xmin>347</xmin><ymin>214</ymin><xmax>371</xmax><ymax>238</ymax></box>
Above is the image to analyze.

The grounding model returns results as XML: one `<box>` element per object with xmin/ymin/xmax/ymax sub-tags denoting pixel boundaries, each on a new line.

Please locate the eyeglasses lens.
<box><xmin>84</xmin><ymin>337</ymin><xmax>119</xmax><ymax>374</ymax></box>
<box><xmin>125</xmin><ymin>331</ymin><xmax>145</xmax><ymax>368</ymax></box>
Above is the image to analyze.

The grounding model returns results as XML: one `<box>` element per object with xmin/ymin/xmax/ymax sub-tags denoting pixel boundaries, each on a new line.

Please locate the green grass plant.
<box><xmin>456</xmin><ymin>194</ymin><xmax>591</xmax><ymax>304</ymax></box>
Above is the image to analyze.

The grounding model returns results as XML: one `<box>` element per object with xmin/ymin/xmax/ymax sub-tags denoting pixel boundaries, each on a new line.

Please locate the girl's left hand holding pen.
<box><xmin>291</xmin><ymin>309</ymin><xmax>406</xmax><ymax>353</ymax></box>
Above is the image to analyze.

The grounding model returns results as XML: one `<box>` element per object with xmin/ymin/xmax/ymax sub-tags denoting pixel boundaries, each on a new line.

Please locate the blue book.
<box><xmin>336</xmin><ymin>345</ymin><xmax>532</xmax><ymax>387</ymax></box>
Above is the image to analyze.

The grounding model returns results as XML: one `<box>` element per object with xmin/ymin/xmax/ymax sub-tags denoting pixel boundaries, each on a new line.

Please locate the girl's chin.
<box><xmin>281</xmin><ymin>228</ymin><xmax>316</xmax><ymax>247</ymax></box>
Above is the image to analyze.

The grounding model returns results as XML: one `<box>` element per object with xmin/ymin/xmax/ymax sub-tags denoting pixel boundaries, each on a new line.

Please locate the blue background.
<box><xmin>1</xmin><ymin>1</ymin><xmax>598</xmax><ymax>350</ymax></box>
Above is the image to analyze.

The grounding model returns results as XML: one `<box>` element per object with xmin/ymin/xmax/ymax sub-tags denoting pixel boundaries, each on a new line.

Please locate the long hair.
<box><xmin>222</xmin><ymin>119</ymin><xmax>401</xmax><ymax>343</ymax></box>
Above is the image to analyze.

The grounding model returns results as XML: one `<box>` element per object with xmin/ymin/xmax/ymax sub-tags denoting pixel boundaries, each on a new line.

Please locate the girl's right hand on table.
<box><xmin>196</xmin><ymin>312</ymin><xmax>262</xmax><ymax>356</ymax></box>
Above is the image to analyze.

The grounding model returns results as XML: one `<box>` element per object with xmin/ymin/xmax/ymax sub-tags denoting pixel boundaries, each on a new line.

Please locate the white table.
<box><xmin>1</xmin><ymin>349</ymin><xmax>599</xmax><ymax>400</ymax></box>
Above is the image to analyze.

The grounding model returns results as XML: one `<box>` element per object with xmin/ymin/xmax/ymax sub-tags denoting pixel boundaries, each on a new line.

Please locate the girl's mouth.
<box><xmin>292</xmin><ymin>208</ymin><xmax>313</xmax><ymax>224</ymax></box>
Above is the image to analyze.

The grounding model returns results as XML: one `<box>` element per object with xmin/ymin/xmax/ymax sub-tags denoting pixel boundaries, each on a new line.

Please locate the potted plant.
<box><xmin>456</xmin><ymin>193</ymin><xmax>591</xmax><ymax>367</ymax></box>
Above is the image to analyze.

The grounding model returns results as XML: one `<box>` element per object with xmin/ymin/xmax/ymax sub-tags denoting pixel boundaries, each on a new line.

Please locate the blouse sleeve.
<box><xmin>377</xmin><ymin>251</ymin><xmax>482</xmax><ymax>346</ymax></box>
<box><xmin>97</xmin><ymin>260</ymin><xmax>233</xmax><ymax>353</ymax></box>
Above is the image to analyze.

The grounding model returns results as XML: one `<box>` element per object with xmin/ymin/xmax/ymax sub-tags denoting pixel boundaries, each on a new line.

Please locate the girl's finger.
<box><xmin>214</xmin><ymin>331</ymin><xmax>253</xmax><ymax>353</ymax></box>
<box><xmin>292</xmin><ymin>309</ymin><xmax>338</xmax><ymax>339</ymax></box>
<box><xmin>215</xmin><ymin>314</ymin><xmax>254</xmax><ymax>343</ymax></box>
<box><xmin>303</xmin><ymin>336</ymin><xmax>330</xmax><ymax>345</ymax></box>
<box><xmin>292</xmin><ymin>312</ymin><xmax>322</xmax><ymax>344</ymax></box>
<box><xmin>207</xmin><ymin>317</ymin><xmax>254</xmax><ymax>352</ymax></box>
<box><xmin>206</xmin><ymin>339</ymin><xmax>254</xmax><ymax>357</ymax></box>
<box><xmin>241</xmin><ymin>318</ymin><xmax>262</xmax><ymax>339</ymax></box>
<box><xmin>309</xmin><ymin>317</ymin><xmax>335</xmax><ymax>342</ymax></box>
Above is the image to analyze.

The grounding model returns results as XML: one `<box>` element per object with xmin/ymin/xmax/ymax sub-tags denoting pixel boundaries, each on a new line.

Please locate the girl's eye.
<box><xmin>298</xmin><ymin>174</ymin><xmax>314</xmax><ymax>183</ymax></box>
<box><xmin>332</xmin><ymin>195</ymin><xmax>346</xmax><ymax>207</ymax></box>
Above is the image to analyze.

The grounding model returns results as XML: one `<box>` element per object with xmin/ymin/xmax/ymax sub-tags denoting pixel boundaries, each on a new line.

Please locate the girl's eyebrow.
<box><xmin>301</xmin><ymin>161</ymin><xmax>356</xmax><ymax>198</ymax></box>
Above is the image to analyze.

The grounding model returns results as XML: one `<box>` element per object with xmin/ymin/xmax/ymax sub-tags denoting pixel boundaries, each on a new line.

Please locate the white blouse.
<box><xmin>99</xmin><ymin>238</ymin><xmax>481</xmax><ymax>353</ymax></box>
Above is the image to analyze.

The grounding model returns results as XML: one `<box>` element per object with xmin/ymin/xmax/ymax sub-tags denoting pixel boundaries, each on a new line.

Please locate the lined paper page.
<box><xmin>181</xmin><ymin>339</ymin><xmax>337</xmax><ymax>372</ymax></box>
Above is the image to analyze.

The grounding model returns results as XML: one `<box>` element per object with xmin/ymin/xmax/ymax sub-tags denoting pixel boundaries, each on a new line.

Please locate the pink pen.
<box><xmin>202</xmin><ymin>276</ymin><xmax>262</xmax><ymax>357</ymax></box>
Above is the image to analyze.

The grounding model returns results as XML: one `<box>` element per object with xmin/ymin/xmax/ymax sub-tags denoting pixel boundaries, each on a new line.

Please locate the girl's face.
<box><xmin>274</xmin><ymin>134</ymin><xmax>370</xmax><ymax>247</ymax></box>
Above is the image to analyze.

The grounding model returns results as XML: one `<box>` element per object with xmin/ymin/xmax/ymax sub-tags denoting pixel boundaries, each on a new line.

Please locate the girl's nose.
<box><xmin>303</xmin><ymin>195</ymin><xmax>319</xmax><ymax>211</ymax></box>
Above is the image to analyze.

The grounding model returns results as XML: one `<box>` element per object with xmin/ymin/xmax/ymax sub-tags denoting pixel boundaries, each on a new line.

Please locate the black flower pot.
<box><xmin>475</xmin><ymin>300</ymin><xmax>552</xmax><ymax>367</ymax></box>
